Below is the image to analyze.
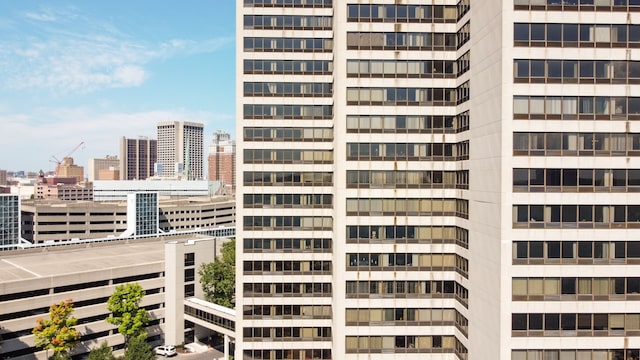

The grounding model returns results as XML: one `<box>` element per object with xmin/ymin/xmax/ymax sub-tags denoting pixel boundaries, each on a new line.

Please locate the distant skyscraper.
<box><xmin>208</xmin><ymin>130</ymin><xmax>236</xmax><ymax>192</ymax></box>
<box><xmin>88</xmin><ymin>155</ymin><xmax>119</xmax><ymax>182</ymax></box>
<box><xmin>0</xmin><ymin>169</ymin><xmax>6</xmax><ymax>186</ymax></box>
<box><xmin>119</xmin><ymin>137</ymin><xmax>157</xmax><ymax>180</ymax></box>
<box><xmin>157</xmin><ymin>121</ymin><xmax>204</xmax><ymax>180</ymax></box>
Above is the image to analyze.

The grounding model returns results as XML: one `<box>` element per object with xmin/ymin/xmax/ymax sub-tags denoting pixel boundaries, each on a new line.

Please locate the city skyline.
<box><xmin>0</xmin><ymin>1</ymin><xmax>236</xmax><ymax>171</ymax></box>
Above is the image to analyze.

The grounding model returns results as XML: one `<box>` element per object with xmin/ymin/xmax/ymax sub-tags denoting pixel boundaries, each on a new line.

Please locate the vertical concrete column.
<box><xmin>164</xmin><ymin>241</ymin><xmax>183</xmax><ymax>345</ymax></box>
<box><xmin>224</xmin><ymin>334</ymin><xmax>229</xmax><ymax>359</ymax></box>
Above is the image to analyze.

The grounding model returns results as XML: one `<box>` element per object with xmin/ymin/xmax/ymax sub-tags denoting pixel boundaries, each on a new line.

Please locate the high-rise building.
<box><xmin>88</xmin><ymin>155</ymin><xmax>120</xmax><ymax>182</ymax></box>
<box><xmin>208</xmin><ymin>130</ymin><xmax>236</xmax><ymax>192</ymax></box>
<box><xmin>0</xmin><ymin>169</ymin><xmax>7</xmax><ymax>186</ymax></box>
<box><xmin>119</xmin><ymin>136</ymin><xmax>157</xmax><ymax>180</ymax></box>
<box><xmin>157</xmin><ymin>121</ymin><xmax>204</xmax><ymax>179</ymax></box>
<box><xmin>237</xmin><ymin>1</ymin><xmax>640</xmax><ymax>359</ymax></box>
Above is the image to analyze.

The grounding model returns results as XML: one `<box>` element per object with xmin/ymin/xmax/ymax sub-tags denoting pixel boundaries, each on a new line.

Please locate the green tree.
<box><xmin>32</xmin><ymin>299</ymin><xmax>81</xmax><ymax>359</ymax></box>
<box><xmin>49</xmin><ymin>353</ymin><xmax>71</xmax><ymax>360</ymax></box>
<box><xmin>105</xmin><ymin>283</ymin><xmax>149</xmax><ymax>347</ymax></box>
<box><xmin>123</xmin><ymin>334</ymin><xmax>153</xmax><ymax>360</ymax></box>
<box><xmin>199</xmin><ymin>238</ymin><xmax>235</xmax><ymax>308</ymax></box>
<box><xmin>86</xmin><ymin>342</ymin><xmax>115</xmax><ymax>360</ymax></box>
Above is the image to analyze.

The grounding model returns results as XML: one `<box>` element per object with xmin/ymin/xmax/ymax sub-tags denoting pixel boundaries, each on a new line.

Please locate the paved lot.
<box><xmin>156</xmin><ymin>347</ymin><xmax>224</xmax><ymax>360</ymax></box>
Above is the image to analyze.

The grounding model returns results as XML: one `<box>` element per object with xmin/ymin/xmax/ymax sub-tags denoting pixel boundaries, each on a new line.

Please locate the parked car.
<box><xmin>154</xmin><ymin>345</ymin><xmax>177</xmax><ymax>357</ymax></box>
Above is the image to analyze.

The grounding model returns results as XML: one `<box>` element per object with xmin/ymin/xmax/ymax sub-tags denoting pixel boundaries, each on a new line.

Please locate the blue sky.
<box><xmin>0</xmin><ymin>1</ymin><xmax>236</xmax><ymax>172</ymax></box>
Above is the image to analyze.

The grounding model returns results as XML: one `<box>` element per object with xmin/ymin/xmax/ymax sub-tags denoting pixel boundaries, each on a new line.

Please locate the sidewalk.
<box><xmin>185</xmin><ymin>341</ymin><xmax>209</xmax><ymax>353</ymax></box>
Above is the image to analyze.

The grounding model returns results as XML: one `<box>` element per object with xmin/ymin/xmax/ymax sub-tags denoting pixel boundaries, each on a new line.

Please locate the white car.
<box><xmin>154</xmin><ymin>345</ymin><xmax>177</xmax><ymax>357</ymax></box>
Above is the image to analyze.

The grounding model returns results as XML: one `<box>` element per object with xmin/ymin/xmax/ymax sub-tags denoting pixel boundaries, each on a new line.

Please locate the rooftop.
<box><xmin>20</xmin><ymin>195</ymin><xmax>234</xmax><ymax>209</ymax></box>
<box><xmin>0</xmin><ymin>234</ymin><xmax>203</xmax><ymax>283</ymax></box>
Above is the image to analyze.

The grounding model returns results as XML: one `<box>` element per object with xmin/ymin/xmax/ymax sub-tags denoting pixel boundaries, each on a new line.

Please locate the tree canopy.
<box><xmin>86</xmin><ymin>342</ymin><xmax>115</xmax><ymax>360</ymax></box>
<box><xmin>123</xmin><ymin>334</ymin><xmax>153</xmax><ymax>360</ymax></box>
<box><xmin>105</xmin><ymin>283</ymin><xmax>149</xmax><ymax>346</ymax></box>
<box><xmin>32</xmin><ymin>299</ymin><xmax>81</xmax><ymax>358</ymax></box>
<box><xmin>199</xmin><ymin>238</ymin><xmax>235</xmax><ymax>308</ymax></box>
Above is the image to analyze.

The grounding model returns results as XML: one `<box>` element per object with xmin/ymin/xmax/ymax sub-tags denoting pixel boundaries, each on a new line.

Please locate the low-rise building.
<box><xmin>157</xmin><ymin>196</ymin><xmax>235</xmax><ymax>232</ymax></box>
<box><xmin>20</xmin><ymin>196</ymin><xmax>235</xmax><ymax>244</ymax></box>
<box><xmin>93</xmin><ymin>180</ymin><xmax>212</xmax><ymax>201</ymax></box>
<box><xmin>21</xmin><ymin>200</ymin><xmax>126</xmax><ymax>243</ymax></box>
<box><xmin>34</xmin><ymin>172</ymin><xmax>93</xmax><ymax>201</ymax></box>
<box><xmin>0</xmin><ymin>233</ymin><xmax>222</xmax><ymax>359</ymax></box>
<box><xmin>88</xmin><ymin>156</ymin><xmax>120</xmax><ymax>182</ymax></box>
<box><xmin>97</xmin><ymin>167</ymin><xmax>120</xmax><ymax>180</ymax></box>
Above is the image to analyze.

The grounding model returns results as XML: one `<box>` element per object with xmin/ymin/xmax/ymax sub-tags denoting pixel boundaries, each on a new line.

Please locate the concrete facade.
<box><xmin>237</xmin><ymin>1</ymin><xmax>640</xmax><ymax>359</ymax></box>
<box><xmin>208</xmin><ymin>130</ymin><xmax>236</xmax><ymax>193</ymax></box>
<box><xmin>157</xmin><ymin>121</ymin><xmax>204</xmax><ymax>180</ymax></box>
<box><xmin>88</xmin><ymin>156</ymin><xmax>120</xmax><ymax>182</ymax></box>
<box><xmin>34</xmin><ymin>175</ymin><xmax>93</xmax><ymax>201</ymax></box>
<box><xmin>97</xmin><ymin>168</ymin><xmax>120</xmax><ymax>180</ymax></box>
<box><xmin>92</xmin><ymin>179</ymin><xmax>212</xmax><ymax>201</ymax></box>
<box><xmin>20</xmin><ymin>196</ymin><xmax>235</xmax><ymax>244</ymax></box>
<box><xmin>55</xmin><ymin>157</ymin><xmax>84</xmax><ymax>183</ymax></box>
<box><xmin>119</xmin><ymin>137</ymin><xmax>157</xmax><ymax>181</ymax></box>
<box><xmin>163</xmin><ymin>238</ymin><xmax>218</xmax><ymax>346</ymax></box>
<box><xmin>0</xmin><ymin>234</ymin><xmax>222</xmax><ymax>360</ymax></box>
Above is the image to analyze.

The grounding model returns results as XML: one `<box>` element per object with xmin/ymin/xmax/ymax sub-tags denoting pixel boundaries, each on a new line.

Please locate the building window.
<box><xmin>512</xmin><ymin>312</ymin><xmax>640</xmax><ymax>336</ymax></box>
<box><xmin>184</xmin><ymin>284</ymin><xmax>195</xmax><ymax>297</ymax></box>
<box><xmin>184</xmin><ymin>253</ymin><xmax>195</xmax><ymax>267</ymax></box>
<box><xmin>513</xmin><ymin>240</ymin><xmax>640</xmax><ymax>264</ymax></box>
<box><xmin>514</xmin><ymin>23</ymin><xmax>640</xmax><ymax>48</ymax></box>
<box><xmin>184</xmin><ymin>268</ymin><xmax>195</xmax><ymax>282</ymax></box>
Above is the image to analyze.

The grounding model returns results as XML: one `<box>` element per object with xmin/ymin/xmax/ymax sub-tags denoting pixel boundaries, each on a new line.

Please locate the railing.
<box><xmin>0</xmin><ymin>226</ymin><xmax>235</xmax><ymax>252</ymax></box>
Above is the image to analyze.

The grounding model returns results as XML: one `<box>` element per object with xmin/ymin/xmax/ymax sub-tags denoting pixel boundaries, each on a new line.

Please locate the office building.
<box><xmin>208</xmin><ymin>130</ymin><xmax>236</xmax><ymax>193</ymax></box>
<box><xmin>157</xmin><ymin>121</ymin><xmax>204</xmax><ymax>179</ymax></box>
<box><xmin>88</xmin><ymin>156</ymin><xmax>120</xmax><ymax>182</ymax></box>
<box><xmin>0</xmin><ymin>194</ymin><xmax>20</xmax><ymax>248</ymax></box>
<box><xmin>0</xmin><ymin>169</ymin><xmax>7</xmax><ymax>186</ymax></box>
<box><xmin>237</xmin><ymin>1</ymin><xmax>640</xmax><ymax>359</ymax></box>
<box><xmin>119</xmin><ymin>136</ymin><xmax>157</xmax><ymax>180</ymax></box>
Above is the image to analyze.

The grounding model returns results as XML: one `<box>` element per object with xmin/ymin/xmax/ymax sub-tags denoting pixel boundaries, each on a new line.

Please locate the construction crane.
<box><xmin>50</xmin><ymin>141</ymin><xmax>85</xmax><ymax>172</ymax></box>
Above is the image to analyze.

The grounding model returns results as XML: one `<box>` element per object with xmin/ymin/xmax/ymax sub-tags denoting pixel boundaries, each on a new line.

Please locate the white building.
<box><xmin>93</xmin><ymin>180</ymin><xmax>211</xmax><ymax>201</ymax></box>
<box><xmin>237</xmin><ymin>1</ymin><xmax>640</xmax><ymax>359</ymax></box>
<box><xmin>157</xmin><ymin>121</ymin><xmax>204</xmax><ymax>180</ymax></box>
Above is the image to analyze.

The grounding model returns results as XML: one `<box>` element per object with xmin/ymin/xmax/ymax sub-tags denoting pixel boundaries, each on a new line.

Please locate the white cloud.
<box><xmin>24</xmin><ymin>12</ymin><xmax>57</xmax><ymax>22</ymax></box>
<box><xmin>0</xmin><ymin>6</ymin><xmax>230</xmax><ymax>94</ymax></box>
<box><xmin>112</xmin><ymin>65</ymin><xmax>147</xmax><ymax>87</ymax></box>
